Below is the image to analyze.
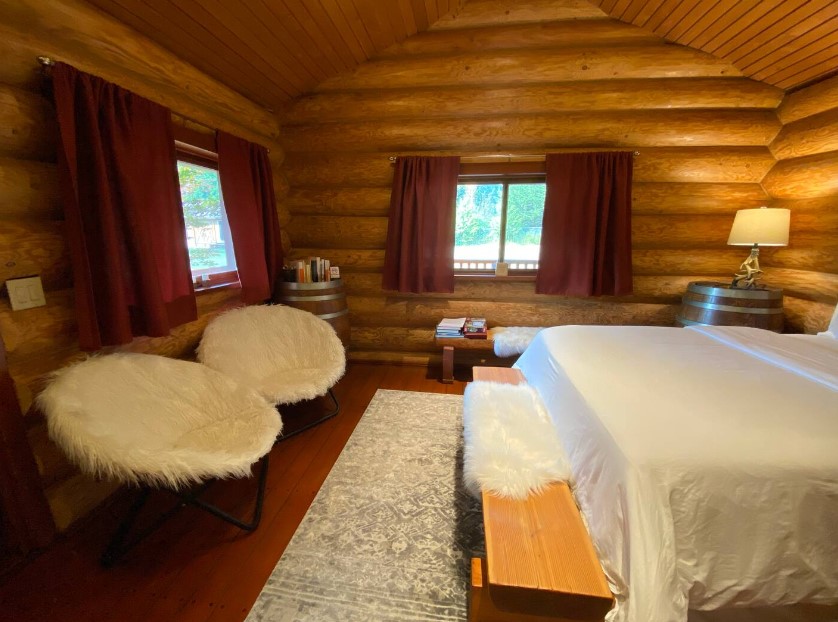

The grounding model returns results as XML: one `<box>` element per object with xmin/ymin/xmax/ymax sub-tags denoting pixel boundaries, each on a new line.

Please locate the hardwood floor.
<box><xmin>0</xmin><ymin>363</ymin><xmax>469</xmax><ymax>622</ymax></box>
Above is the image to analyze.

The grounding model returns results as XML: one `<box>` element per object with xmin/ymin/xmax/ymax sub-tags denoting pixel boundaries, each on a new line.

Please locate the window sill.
<box><xmin>194</xmin><ymin>281</ymin><xmax>241</xmax><ymax>295</ymax></box>
<box><xmin>454</xmin><ymin>273</ymin><xmax>535</xmax><ymax>282</ymax></box>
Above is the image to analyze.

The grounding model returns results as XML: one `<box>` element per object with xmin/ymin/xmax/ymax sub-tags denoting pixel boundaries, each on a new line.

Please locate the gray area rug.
<box><xmin>245</xmin><ymin>389</ymin><xmax>484</xmax><ymax>622</ymax></box>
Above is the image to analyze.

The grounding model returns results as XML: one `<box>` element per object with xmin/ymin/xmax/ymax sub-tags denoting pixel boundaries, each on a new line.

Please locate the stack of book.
<box><xmin>282</xmin><ymin>257</ymin><xmax>339</xmax><ymax>283</ymax></box>
<box><xmin>436</xmin><ymin>317</ymin><xmax>466</xmax><ymax>338</ymax></box>
<box><xmin>464</xmin><ymin>317</ymin><xmax>488</xmax><ymax>339</ymax></box>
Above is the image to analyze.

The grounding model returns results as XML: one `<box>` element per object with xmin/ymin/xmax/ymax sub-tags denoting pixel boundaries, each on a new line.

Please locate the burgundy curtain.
<box><xmin>217</xmin><ymin>132</ymin><xmax>283</xmax><ymax>303</ymax></box>
<box><xmin>52</xmin><ymin>63</ymin><xmax>197</xmax><ymax>350</ymax></box>
<box><xmin>536</xmin><ymin>152</ymin><xmax>633</xmax><ymax>296</ymax></box>
<box><xmin>382</xmin><ymin>156</ymin><xmax>460</xmax><ymax>293</ymax></box>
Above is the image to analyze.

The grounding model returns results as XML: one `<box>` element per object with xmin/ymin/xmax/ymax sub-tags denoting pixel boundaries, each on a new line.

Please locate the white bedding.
<box><xmin>514</xmin><ymin>325</ymin><xmax>838</xmax><ymax>622</ymax></box>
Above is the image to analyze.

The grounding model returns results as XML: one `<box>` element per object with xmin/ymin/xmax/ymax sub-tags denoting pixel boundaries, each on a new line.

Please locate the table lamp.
<box><xmin>727</xmin><ymin>206</ymin><xmax>790</xmax><ymax>289</ymax></box>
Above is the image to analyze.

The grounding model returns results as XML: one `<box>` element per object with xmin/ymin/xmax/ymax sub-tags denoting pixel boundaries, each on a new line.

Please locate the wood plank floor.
<box><xmin>0</xmin><ymin>363</ymin><xmax>469</xmax><ymax>622</ymax></box>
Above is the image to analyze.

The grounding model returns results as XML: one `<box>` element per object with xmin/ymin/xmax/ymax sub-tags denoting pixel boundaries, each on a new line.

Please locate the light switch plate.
<box><xmin>6</xmin><ymin>276</ymin><xmax>47</xmax><ymax>311</ymax></box>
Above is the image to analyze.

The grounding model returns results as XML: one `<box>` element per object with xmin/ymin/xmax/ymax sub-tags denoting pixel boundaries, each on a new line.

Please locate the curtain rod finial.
<box><xmin>37</xmin><ymin>56</ymin><xmax>55</xmax><ymax>67</ymax></box>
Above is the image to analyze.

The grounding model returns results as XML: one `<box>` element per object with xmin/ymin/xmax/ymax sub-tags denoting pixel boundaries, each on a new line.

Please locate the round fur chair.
<box><xmin>36</xmin><ymin>353</ymin><xmax>281</xmax><ymax>565</ymax></box>
<box><xmin>198</xmin><ymin>304</ymin><xmax>346</xmax><ymax>436</ymax></box>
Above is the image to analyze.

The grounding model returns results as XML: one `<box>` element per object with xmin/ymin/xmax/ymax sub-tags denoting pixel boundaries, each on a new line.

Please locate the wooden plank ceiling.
<box><xmin>594</xmin><ymin>0</ymin><xmax>838</xmax><ymax>91</ymax></box>
<box><xmin>84</xmin><ymin>0</ymin><xmax>464</xmax><ymax>109</ymax></box>
<box><xmin>85</xmin><ymin>0</ymin><xmax>838</xmax><ymax>113</ymax></box>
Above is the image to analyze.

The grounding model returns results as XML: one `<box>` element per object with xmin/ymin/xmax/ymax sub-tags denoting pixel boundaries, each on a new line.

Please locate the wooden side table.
<box><xmin>435</xmin><ymin>328</ymin><xmax>496</xmax><ymax>383</ymax></box>
<box><xmin>676</xmin><ymin>281</ymin><xmax>784</xmax><ymax>332</ymax></box>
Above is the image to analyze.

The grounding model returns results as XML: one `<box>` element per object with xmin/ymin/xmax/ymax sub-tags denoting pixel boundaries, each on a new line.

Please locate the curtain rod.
<box><xmin>35</xmin><ymin>56</ymin><xmax>271</xmax><ymax>153</ymax></box>
<box><xmin>388</xmin><ymin>151</ymin><xmax>640</xmax><ymax>162</ymax></box>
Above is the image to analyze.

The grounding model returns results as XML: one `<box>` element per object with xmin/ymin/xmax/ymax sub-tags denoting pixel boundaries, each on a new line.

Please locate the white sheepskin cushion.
<box><xmin>462</xmin><ymin>381</ymin><xmax>571</xmax><ymax>499</ymax></box>
<box><xmin>197</xmin><ymin>304</ymin><xmax>346</xmax><ymax>405</ymax></box>
<box><xmin>492</xmin><ymin>326</ymin><xmax>544</xmax><ymax>357</ymax></box>
<box><xmin>35</xmin><ymin>353</ymin><xmax>281</xmax><ymax>489</ymax></box>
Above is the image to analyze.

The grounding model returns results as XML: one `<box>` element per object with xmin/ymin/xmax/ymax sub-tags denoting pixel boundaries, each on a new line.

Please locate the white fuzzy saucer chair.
<box><xmin>36</xmin><ymin>353</ymin><xmax>281</xmax><ymax>566</ymax></box>
<box><xmin>197</xmin><ymin>304</ymin><xmax>346</xmax><ymax>439</ymax></box>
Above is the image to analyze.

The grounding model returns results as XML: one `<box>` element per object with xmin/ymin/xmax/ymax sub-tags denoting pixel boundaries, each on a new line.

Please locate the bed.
<box><xmin>513</xmin><ymin>324</ymin><xmax>838</xmax><ymax>622</ymax></box>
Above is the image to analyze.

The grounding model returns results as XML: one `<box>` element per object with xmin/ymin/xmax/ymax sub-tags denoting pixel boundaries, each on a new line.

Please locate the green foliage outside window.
<box><xmin>505</xmin><ymin>183</ymin><xmax>546</xmax><ymax>246</ymax></box>
<box><xmin>454</xmin><ymin>182</ymin><xmax>546</xmax><ymax>262</ymax></box>
<box><xmin>455</xmin><ymin>184</ymin><xmax>502</xmax><ymax>248</ymax></box>
<box><xmin>177</xmin><ymin>161</ymin><xmax>222</xmax><ymax>229</ymax></box>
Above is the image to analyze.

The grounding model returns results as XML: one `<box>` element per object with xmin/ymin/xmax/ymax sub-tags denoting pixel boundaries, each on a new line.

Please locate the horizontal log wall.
<box><xmin>280</xmin><ymin>0</ymin><xmax>784</xmax><ymax>364</ymax></box>
<box><xmin>764</xmin><ymin>74</ymin><xmax>838</xmax><ymax>333</ymax></box>
<box><xmin>0</xmin><ymin>0</ymin><xmax>284</xmax><ymax>531</ymax></box>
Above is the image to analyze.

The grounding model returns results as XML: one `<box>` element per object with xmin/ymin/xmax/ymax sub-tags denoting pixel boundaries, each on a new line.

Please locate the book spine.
<box><xmin>324</xmin><ymin>259</ymin><xmax>331</xmax><ymax>282</ymax></box>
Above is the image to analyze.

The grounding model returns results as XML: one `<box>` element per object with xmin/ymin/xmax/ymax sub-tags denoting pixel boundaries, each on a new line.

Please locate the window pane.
<box><xmin>454</xmin><ymin>183</ymin><xmax>503</xmax><ymax>264</ymax></box>
<box><xmin>177</xmin><ymin>161</ymin><xmax>237</xmax><ymax>275</ymax></box>
<box><xmin>504</xmin><ymin>183</ymin><xmax>545</xmax><ymax>263</ymax></box>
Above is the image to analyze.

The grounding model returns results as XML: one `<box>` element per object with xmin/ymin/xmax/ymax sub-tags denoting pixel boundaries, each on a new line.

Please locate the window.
<box><xmin>176</xmin><ymin>158</ymin><xmax>238</xmax><ymax>283</ymax></box>
<box><xmin>454</xmin><ymin>178</ymin><xmax>546</xmax><ymax>272</ymax></box>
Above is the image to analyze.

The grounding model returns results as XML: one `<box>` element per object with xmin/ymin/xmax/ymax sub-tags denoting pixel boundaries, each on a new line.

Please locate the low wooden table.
<box><xmin>435</xmin><ymin>328</ymin><xmax>496</xmax><ymax>384</ymax></box>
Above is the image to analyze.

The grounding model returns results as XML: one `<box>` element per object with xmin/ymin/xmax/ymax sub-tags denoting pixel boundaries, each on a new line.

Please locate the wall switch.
<box><xmin>6</xmin><ymin>276</ymin><xmax>47</xmax><ymax>311</ymax></box>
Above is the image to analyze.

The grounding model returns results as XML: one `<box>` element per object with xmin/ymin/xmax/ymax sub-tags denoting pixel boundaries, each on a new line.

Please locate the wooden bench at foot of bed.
<box><xmin>469</xmin><ymin>367</ymin><xmax>614</xmax><ymax>622</ymax></box>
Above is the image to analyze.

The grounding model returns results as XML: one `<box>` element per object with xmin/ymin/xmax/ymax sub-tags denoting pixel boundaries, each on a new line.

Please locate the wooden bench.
<box><xmin>469</xmin><ymin>367</ymin><xmax>614</xmax><ymax>622</ymax></box>
<box><xmin>436</xmin><ymin>328</ymin><xmax>497</xmax><ymax>384</ymax></box>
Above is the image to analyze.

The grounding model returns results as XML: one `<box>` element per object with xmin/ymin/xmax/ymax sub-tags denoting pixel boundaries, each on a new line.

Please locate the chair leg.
<box><xmin>100</xmin><ymin>455</ymin><xmax>270</xmax><ymax>567</ymax></box>
<box><xmin>183</xmin><ymin>453</ymin><xmax>270</xmax><ymax>532</ymax></box>
<box><xmin>277</xmin><ymin>388</ymin><xmax>340</xmax><ymax>441</ymax></box>
<box><xmin>101</xmin><ymin>488</ymin><xmax>151</xmax><ymax>567</ymax></box>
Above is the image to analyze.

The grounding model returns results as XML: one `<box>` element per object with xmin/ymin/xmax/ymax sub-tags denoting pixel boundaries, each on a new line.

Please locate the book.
<box><xmin>436</xmin><ymin>317</ymin><xmax>466</xmax><ymax>338</ymax></box>
<box><xmin>464</xmin><ymin>317</ymin><xmax>488</xmax><ymax>339</ymax></box>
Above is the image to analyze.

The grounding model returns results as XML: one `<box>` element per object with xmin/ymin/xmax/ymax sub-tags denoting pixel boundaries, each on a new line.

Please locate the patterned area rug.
<box><xmin>245</xmin><ymin>389</ymin><xmax>484</xmax><ymax>622</ymax></box>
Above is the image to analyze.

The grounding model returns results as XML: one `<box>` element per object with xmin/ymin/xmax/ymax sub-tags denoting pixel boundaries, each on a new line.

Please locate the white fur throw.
<box><xmin>462</xmin><ymin>381</ymin><xmax>571</xmax><ymax>499</ymax></box>
<box><xmin>492</xmin><ymin>326</ymin><xmax>544</xmax><ymax>357</ymax></box>
<box><xmin>198</xmin><ymin>304</ymin><xmax>346</xmax><ymax>405</ymax></box>
<box><xmin>36</xmin><ymin>353</ymin><xmax>281</xmax><ymax>489</ymax></box>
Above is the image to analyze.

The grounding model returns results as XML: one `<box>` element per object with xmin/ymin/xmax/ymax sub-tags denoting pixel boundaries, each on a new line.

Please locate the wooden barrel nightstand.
<box><xmin>676</xmin><ymin>281</ymin><xmax>784</xmax><ymax>332</ymax></box>
<box><xmin>274</xmin><ymin>279</ymin><xmax>350</xmax><ymax>346</ymax></box>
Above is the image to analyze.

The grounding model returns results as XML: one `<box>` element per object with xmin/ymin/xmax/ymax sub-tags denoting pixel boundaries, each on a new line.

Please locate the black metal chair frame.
<box><xmin>100</xmin><ymin>453</ymin><xmax>270</xmax><ymax>567</ymax></box>
<box><xmin>277</xmin><ymin>387</ymin><xmax>339</xmax><ymax>442</ymax></box>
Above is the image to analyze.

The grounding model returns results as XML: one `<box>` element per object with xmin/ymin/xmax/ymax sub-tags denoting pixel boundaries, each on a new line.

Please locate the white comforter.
<box><xmin>514</xmin><ymin>325</ymin><xmax>838</xmax><ymax>622</ymax></box>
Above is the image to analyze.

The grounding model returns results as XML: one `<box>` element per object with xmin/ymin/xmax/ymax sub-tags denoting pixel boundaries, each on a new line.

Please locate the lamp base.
<box><xmin>731</xmin><ymin>244</ymin><xmax>762</xmax><ymax>289</ymax></box>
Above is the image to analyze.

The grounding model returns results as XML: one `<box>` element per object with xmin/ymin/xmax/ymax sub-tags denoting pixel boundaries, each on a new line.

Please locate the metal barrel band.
<box><xmin>317</xmin><ymin>309</ymin><xmax>349</xmax><ymax>320</ymax></box>
<box><xmin>688</xmin><ymin>282</ymin><xmax>781</xmax><ymax>300</ymax></box>
<box><xmin>279</xmin><ymin>279</ymin><xmax>342</xmax><ymax>290</ymax></box>
<box><xmin>280</xmin><ymin>294</ymin><xmax>343</xmax><ymax>302</ymax></box>
<box><xmin>683</xmin><ymin>300</ymin><xmax>783</xmax><ymax>315</ymax></box>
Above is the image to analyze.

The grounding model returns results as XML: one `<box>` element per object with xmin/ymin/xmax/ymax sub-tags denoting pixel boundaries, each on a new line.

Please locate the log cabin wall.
<box><xmin>0</xmin><ymin>0</ymin><xmax>289</xmax><ymax>532</ymax></box>
<box><xmin>762</xmin><ymin>75</ymin><xmax>838</xmax><ymax>334</ymax></box>
<box><xmin>280</xmin><ymin>0</ymin><xmax>785</xmax><ymax>366</ymax></box>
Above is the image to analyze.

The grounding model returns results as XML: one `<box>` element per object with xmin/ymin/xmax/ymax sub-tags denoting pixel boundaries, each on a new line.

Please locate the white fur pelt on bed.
<box><xmin>492</xmin><ymin>326</ymin><xmax>544</xmax><ymax>357</ymax></box>
<box><xmin>462</xmin><ymin>381</ymin><xmax>570</xmax><ymax>499</ymax></box>
<box><xmin>198</xmin><ymin>304</ymin><xmax>346</xmax><ymax>405</ymax></box>
<box><xmin>36</xmin><ymin>353</ymin><xmax>281</xmax><ymax>489</ymax></box>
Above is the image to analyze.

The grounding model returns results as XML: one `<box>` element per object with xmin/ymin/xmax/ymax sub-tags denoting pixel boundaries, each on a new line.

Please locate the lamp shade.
<box><xmin>727</xmin><ymin>207</ymin><xmax>790</xmax><ymax>247</ymax></box>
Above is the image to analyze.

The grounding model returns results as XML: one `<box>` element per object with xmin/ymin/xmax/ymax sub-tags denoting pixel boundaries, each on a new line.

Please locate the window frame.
<box><xmin>175</xmin><ymin>139</ymin><xmax>240</xmax><ymax>289</ymax></box>
<box><xmin>454</xmin><ymin>172</ymin><xmax>546</xmax><ymax>276</ymax></box>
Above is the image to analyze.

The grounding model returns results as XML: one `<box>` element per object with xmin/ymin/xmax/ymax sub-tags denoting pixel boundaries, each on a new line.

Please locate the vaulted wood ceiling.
<box><xmin>594</xmin><ymin>0</ymin><xmax>838</xmax><ymax>90</ymax></box>
<box><xmin>85</xmin><ymin>0</ymin><xmax>838</xmax><ymax>112</ymax></box>
<box><xmin>84</xmin><ymin>0</ymin><xmax>465</xmax><ymax>109</ymax></box>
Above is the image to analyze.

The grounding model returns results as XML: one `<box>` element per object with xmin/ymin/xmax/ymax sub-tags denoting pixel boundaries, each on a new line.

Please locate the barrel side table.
<box><xmin>676</xmin><ymin>281</ymin><xmax>784</xmax><ymax>332</ymax></box>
